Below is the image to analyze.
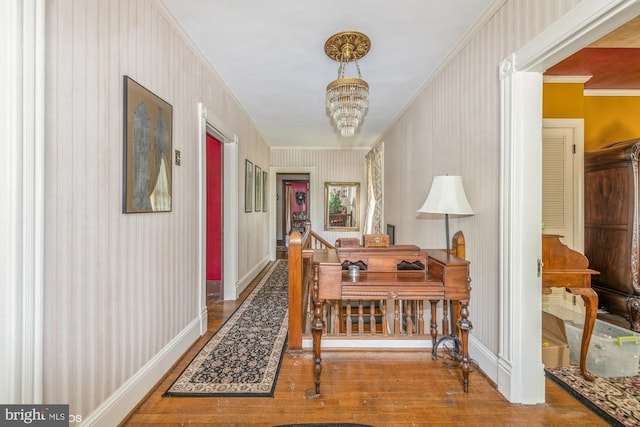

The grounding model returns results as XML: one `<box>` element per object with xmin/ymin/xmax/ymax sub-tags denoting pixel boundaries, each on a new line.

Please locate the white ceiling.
<box><xmin>161</xmin><ymin>0</ymin><xmax>495</xmax><ymax>148</ymax></box>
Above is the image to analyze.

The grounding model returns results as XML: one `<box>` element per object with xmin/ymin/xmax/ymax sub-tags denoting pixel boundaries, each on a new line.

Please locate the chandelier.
<box><xmin>325</xmin><ymin>31</ymin><xmax>371</xmax><ymax>138</ymax></box>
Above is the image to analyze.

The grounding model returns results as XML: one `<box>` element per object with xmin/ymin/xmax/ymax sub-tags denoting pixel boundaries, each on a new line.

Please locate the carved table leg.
<box><xmin>456</xmin><ymin>300</ymin><xmax>473</xmax><ymax>393</ymax></box>
<box><xmin>311</xmin><ymin>264</ymin><xmax>325</xmax><ymax>396</ymax></box>
<box><xmin>627</xmin><ymin>297</ymin><xmax>640</xmax><ymax>332</ymax></box>
<box><xmin>429</xmin><ymin>300</ymin><xmax>438</xmax><ymax>360</ymax></box>
<box><xmin>567</xmin><ymin>287</ymin><xmax>597</xmax><ymax>382</ymax></box>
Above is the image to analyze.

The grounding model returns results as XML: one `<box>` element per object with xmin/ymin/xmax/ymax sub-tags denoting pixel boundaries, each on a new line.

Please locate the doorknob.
<box><xmin>537</xmin><ymin>257</ymin><xmax>543</xmax><ymax>277</ymax></box>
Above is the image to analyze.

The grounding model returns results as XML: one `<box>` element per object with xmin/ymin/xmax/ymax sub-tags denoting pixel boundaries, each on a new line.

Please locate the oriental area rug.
<box><xmin>165</xmin><ymin>260</ymin><xmax>289</xmax><ymax>397</ymax></box>
<box><xmin>545</xmin><ymin>365</ymin><xmax>640</xmax><ymax>426</ymax></box>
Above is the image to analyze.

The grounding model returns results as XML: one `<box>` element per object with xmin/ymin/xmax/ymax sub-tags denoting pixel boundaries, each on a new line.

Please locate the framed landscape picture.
<box><xmin>262</xmin><ymin>171</ymin><xmax>268</xmax><ymax>212</ymax></box>
<box><xmin>245</xmin><ymin>159</ymin><xmax>253</xmax><ymax>212</ymax></box>
<box><xmin>255</xmin><ymin>165</ymin><xmax>262</xmax><ymax>212</ymax></box>
<box><xmin>122</xmin><ymin>76</ymin><xmax>173</xmax><ymax>213</ymax></box>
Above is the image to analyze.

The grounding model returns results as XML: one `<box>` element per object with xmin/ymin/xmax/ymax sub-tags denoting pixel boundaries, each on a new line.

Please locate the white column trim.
<box><xmin>0</xmin><ymin>0</ymin><xmax>45</xmax><ymax>404</ymax></box>
<box><xmin>499</xmin><ymin>68</ymin><xmax>545</xmax><ymax>404</ymax></box>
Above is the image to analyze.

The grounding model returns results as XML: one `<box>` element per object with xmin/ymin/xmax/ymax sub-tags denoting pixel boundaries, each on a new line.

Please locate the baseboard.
<box><xmin>302</xmin><ymin>337</ymin><xmax>433</xmax><ymax>350</ymax></box>
<box><xmin>235</xmin><ymin>256</ymin><xmax>270</xmax><ymax>297</ymax></box>
<box><xmin>82</xmin><ymin>313</ymin><xmax>204</xmax><ymax>427</ymax></box>
<box><xmin>469</xmin><ymin>334</ymin><xmax>498</xmax><ymax>385</ymax></box>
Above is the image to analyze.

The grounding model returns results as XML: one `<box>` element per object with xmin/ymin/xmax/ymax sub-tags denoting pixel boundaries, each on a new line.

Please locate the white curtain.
<box><xmin>364</xmin><ymin>144</ymin><xmax>383</xmax><ymax>234</ymax></box>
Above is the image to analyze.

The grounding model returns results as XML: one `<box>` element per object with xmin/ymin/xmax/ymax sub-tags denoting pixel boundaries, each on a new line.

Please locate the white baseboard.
<box><xmin>81</xmin><ymin>313</ymin><xmax>205</xmax><ymax>427</ymax></box>
<box><xmin>469</xmin><ymin>334</ymin><xmax>498</xmax><ymax>385</ymax></box>
<box><xmin>234</xmin><ymin>256</ymin><xmax>270</xmax><ymax>297</ymax></box>
<box><xmin>302</xmin><ymin>337</ymin><xmax>433</xmax><ymax>350</ymax></box>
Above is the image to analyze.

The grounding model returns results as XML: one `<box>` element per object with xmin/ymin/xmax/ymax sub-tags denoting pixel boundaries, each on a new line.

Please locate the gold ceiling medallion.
<box><xmin>325</xmin><ymin>31</ymin><xmax>371</xmax><ymax>138</ymax></box>
<box><xmin>324</xmin><ymin>31</ymin><xmax>371</xmax><ymax>62</ymax></box>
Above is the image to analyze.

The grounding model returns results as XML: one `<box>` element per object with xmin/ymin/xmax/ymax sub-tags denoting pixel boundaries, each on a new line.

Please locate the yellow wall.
<box><xmin>542</xmin><ymin>83</ymin><xmax>584</xmax><ymax>118</ymax></box>
<box><xmin>543</xmin><ymin>83</ymin><xmax>640</xmax><ymax>151</ymax></box>
<box><xmin>584</xmin><ymin>96</ymin><xmax>640</xmax><ymax>150</ymax></box>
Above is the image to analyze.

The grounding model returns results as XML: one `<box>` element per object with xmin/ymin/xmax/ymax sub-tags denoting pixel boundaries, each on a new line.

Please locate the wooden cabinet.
<box><xmin>584</xmin><ymin>138</ymin><xmax>640</xmax><ymax>331</ymax></box>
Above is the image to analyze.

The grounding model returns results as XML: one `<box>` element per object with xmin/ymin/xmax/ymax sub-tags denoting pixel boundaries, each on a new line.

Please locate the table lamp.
<box><xmin>418</xmin><ymin>175</ymin><xmax>475</xmax><ymax>361</ymax></box>
<box><xmin>417</xmin><ymin>175</ymin><xmax>474</xmax><ymax>255</ymax></box>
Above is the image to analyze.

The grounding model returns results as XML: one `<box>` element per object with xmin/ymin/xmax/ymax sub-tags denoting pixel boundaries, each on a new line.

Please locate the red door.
<box><xmin>206</xmin><ymin>134</ymin><xmax>222</xmax><ymax>286</ymax></box>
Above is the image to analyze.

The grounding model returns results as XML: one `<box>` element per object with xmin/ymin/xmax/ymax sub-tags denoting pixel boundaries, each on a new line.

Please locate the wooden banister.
<box><xmin>288</xmin><ymin>230</ymin><xmax>304</xmax><ymax>350</ymax></box>
<box><xmin>307</xmin><ymin>231</ymin><xmax>333</xmax><ymax>250</ymax></box>
<box><xmin>288</xmin><ymin>222</ymin><xmax>335</xmax><ymax>351</ymax></box>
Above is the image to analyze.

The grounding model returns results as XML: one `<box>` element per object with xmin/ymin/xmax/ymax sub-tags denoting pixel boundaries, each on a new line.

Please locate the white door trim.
<box><xmin>198</xmin><ymin>104</ymin><xmax>239</xmax><ymax>324</ymax></box>
<box><xmin>268</xmin><ymin>167</ymin><xmax>316</xmax><ymax>261</ymax></box>
<box><xmin>1</xmin><ymin>0</ymin><xmax>45</xmax><ymax>404</ymax></box>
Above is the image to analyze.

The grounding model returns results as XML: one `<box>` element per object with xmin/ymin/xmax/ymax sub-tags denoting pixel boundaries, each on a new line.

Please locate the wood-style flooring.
<box><xmin>122</xmin><ymin>262</ymin><xmax>607</xmax><ymax>426</ymax></box>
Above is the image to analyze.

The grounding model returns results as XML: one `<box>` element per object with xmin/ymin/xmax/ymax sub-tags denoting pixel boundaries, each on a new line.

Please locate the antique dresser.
<box><xmin>584</xmin><ymin>138</ymin><xmax>640</xmax><ymax>332</ymax></box>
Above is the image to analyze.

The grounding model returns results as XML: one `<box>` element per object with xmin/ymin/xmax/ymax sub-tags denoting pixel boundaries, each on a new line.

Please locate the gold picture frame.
<box><xmin>324</xmin><ymin>182</ymin><xmax>360</xmax><ymax>231</ymax></box>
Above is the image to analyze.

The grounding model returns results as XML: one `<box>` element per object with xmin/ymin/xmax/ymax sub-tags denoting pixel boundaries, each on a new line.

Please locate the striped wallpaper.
<box><xmin>381</xmin><ymin>0</ymin><xmax>581</xmax><ymax>353</ymax></box>
<box><xmin>42</xmin><ymin>0</ymin><xmax>590</xmax><ymax>422</ymax></box>
<box><xmin>44</xmin><ymin>0</ymin><xmax>271</xmax><ymax>420</ymax></box>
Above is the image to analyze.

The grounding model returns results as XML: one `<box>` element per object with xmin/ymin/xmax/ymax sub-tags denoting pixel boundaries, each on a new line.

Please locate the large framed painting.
<box><xmin>255</xmin><ymin>165</ymin><xmax>262</xmax><ymax>212</ymax></box>
<box><xmin>123</xmin><ymin>76</ymin><xmax>173</xmax><ymax>213</ymax></box>
<box><xmin>245</xmin><ymin>159</ymin><xmax>253</xmax><ymax>212</ymax></box>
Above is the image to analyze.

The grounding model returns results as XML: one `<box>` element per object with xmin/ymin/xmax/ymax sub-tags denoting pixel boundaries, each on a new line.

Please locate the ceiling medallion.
<box><xmin>325</xmin><ymin>31</ymin><xmax>371</xmax><ymax>138</ymax></box>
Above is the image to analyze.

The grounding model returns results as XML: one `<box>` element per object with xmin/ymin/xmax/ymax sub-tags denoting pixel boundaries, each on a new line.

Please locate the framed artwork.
<box><xmin>324</xmin><ymin>182</ymin><xmax>360</xmax><ymax>231</ymax></box>
<box><xmin>255</xmin><ymin>165</ymin><xmax>262</xmax><ymax>212</ymax></box>
<box><xmin>245</xmin><ymin>159</ymin><xmax>253</xmax><ymax>212</ymax></box>
<box><xmin>122</xmin><ymin>76</ymin><xmax>173</xmax><ymax>213</ymax></box>
<box><xmin>262</xmin><ymin>171</ymin><xmax>268</xmax><ymax>212</ymax></box>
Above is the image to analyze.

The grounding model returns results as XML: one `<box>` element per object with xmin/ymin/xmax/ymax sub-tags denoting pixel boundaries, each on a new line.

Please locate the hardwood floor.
<box><xmin>122</xmin><ymin>263</ymin><xmax>607</xmax><ymax>426</ymax></box>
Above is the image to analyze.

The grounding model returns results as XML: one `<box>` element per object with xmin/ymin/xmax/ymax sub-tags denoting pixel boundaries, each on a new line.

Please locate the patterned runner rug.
<box><xmin>165</xmin><ymin>260</ymin><xmax>289</xmax><ymax>397</ymax></box>
<box><xmin>545</xmin><ymin>365</ymin><xmax>640</xmax><ymax>426</ymax></box>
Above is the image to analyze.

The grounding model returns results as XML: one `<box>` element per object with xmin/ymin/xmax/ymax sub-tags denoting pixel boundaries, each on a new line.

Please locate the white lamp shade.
<box><xmin>417</xmin><ymin>175</ymin><xmax>475</xmax><ymax>215</ymax></box>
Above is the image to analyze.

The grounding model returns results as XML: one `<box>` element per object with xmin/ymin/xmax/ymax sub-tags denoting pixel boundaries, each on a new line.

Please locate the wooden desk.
<box><xmin>310</xmin><ymin>249</ymin><xmax>472</xmax><ymax>395</ymax></box>
<box><xmin>542</xmin><ymin>234</ymin><xmax>599</xmax><ymax>381</ymax></box>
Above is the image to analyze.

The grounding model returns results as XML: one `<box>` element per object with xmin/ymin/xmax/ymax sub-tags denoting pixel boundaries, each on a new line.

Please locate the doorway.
<box><xmin>498</xmin><ymin>1</ymin><xmax>640</xmax><ymax>404</ymax></box>
<box><xmin>542</xmin><ymin>118</ymin><xmax>585</xmax><ymax>252</ymax></box>
<box><xmin>206</xmin><ymin>133</ymin><xmax>223</xmax><ymax>302</ymax></box>
<box><xmin>276</xmin><ymin>173</ymin><xmax>309</xmax><ymax>251</ymax></box>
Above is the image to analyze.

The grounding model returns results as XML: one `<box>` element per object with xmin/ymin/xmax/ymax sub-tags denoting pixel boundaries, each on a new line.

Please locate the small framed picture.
<box><xmin>255</xmin><ymin>165</ymin><xmax>262</xmax><ymax>212</ymax></box>
<box><xmin>262</xmin><ymin>171</ymin><xmax>268</xmax><ymax>212</ymax></box>
<box><xmin>245</xmin><ymin>159</ymin><xmax>253</xmax><ymax>212</ymax></box>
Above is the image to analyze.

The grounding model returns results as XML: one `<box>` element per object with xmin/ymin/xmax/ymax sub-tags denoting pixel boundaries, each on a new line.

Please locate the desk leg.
<box><xmin>311</xmin><ymin>265</ymin><xmax>324</xmax><ymax>396</ymax></box>
<box><xmin>457</xmin><ymin>300</ymin><xmax>473</xmax><ymax>393</ymax></box>
<box><xmin>311</xmin><ymin>307</ymin><xmax>324</xmax><ymax>396</ymax></box>
<box><xmin>429</xmin><ymin>300</ymin><xmax>438</xmax><ymax>359</ymax></box>
<box><xmin>567</xmin><ymin>287</ymin><xmax>597</xmax><ymax>382</ymax></box>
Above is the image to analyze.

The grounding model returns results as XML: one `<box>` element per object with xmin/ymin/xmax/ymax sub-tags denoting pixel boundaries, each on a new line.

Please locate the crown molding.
<box><xmin>584</xmin><ymin>88</ymin><xmax>640</xmax><ymax>96</ymax></box>
<box><xmin>543</xmin><ymin>75</ymin><xmax>592</xmax><ymax>83</ymax></box>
